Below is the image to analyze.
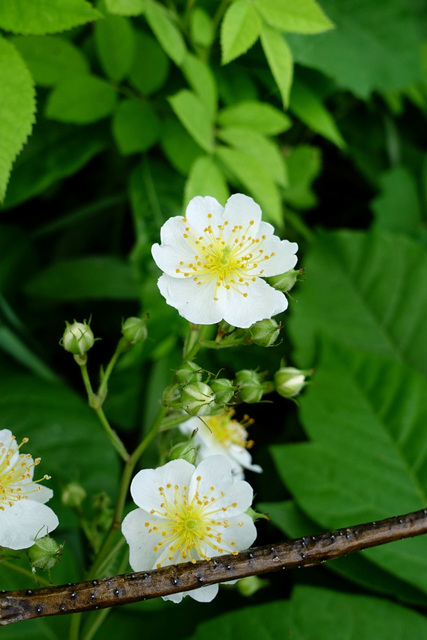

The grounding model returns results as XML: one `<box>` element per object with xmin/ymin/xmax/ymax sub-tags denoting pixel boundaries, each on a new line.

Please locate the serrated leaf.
<box><xmin>272</xmin><ymin>337</ymin><xmax>427</xmax><ymax>594</ymax></box>
<box><xmin>0</xmin><ymin>37</ymin><xmax>35</xmax><ymax>202</ymax></box>
<box><xmin>259</xmin><ymin>22</ymin><xmax>293</xmax><ymax>107</ymax></box>
<box><xmin>255</xmin><ymin>0</ymin><xmax>334</xmax><ymax>33</ymax></box>
<box><xmin>168</xmin><ymin>90</ymin><xmax>214</xmax><ymax>152</ymax></box>
<box><xmin>217</xmin><ymin>126</ymin><xmax>288</xmax><ymax>186</ymax></box>
<box><xmin>11</xmin><ymin>35</ymin><xmax>89</xmax><ymax>86</ymax></box>
<box><xmin>290</xmin><ymin>78</ymin><xmax>345</xmax><ymax>147</ymax></box>
<box><xmin>0</xmin><ymin>0</ymin><xmax>100</xmax><ymax>35</ymax></box>
<box><xmin>145</xmin><ymin>0</ymin><xmax>186</xmax><ymax>66</ymax></box>
<box><xmin>288</xmin><ymin>230</ymin><xmax>427</xmax><ymax>376</ymax></box>
<box><xmin>221</xmin><ymin>0</ymin><xmax>260</xmax><ymax>65</ymax></box>
<box><xmin>105</xmin><ymin>0</ymin><xmax>146</xmax><ymax>15</ymax></box>
<box><xmin>217</xmin><ymin>100</ymin><xmax>292</xmax><ymax>134</ymax></box>
<box><xmin>182</xmin><ymin>53</ymin><xmax>217</xmax><ymax>121</ymax></box>
<box><xmin>216</xmin><ymin>145</ymin><xmax>282</xmax><ymax>226</ymax></box>
<box><xmin>45</xmin><ymin>74</ymin><xmax>117</xmax><ymax>124</ymax></box>
<box><xmin>185</xmin><ymin>156</ymin><xmax>229</xmax><ymax>206</ymax></box>
<box><xmin>372</xmin><ymin>166</ymin><xmax>422</xmax><ymax>234</ymax></box>
<box><xmin>129</xmin><ymin>29</ymin><xmax>169</xmax><ymax>95</ymax></box>
<box><xmin>112</xmin><ymin>98</ymin><xmax>160</xmax><ymax>154</ymax></box>
<box><xmin>94</xmin><ymin>14</ymin><xmax>135</xmax><ymax>81</ymax></box>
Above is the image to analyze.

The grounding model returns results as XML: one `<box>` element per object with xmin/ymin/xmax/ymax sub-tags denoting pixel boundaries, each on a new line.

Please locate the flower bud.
<box><xmin>169</xmin><ymin>437</ymin><xmax>198</xmax><ymax>465</ymax></box>
<box><xmin>181</xmin><ymin>382</ymin><xmax>215</xmax><ymax>416</ymax></box>
<box><xmin>274</xmin><ymin>366</ymin><xmax>311</xmax><ymax>398</ymax></box>
<box><xmin>235</xmin><ymin>370</ymin><xmax>264</xmax><ymax>404</ymax></box>
<box><xmin>61</xmin><ymin>482</ymin><xmax>87</xmax><ymax>509</ymax></box>
<box><xmin>249</xmin><ymin>319</ymin><xmax>280</xmax><ymax>347</ymax></box>
<box><xmin>61</xmin><ymin>320</ymin><xmax>95</xmax><ymax>356</ymax></box>
<box><xmin>28</xmin><ymin>535</ymin><xmax>63</xmax><ymax>572</ymax></box>
<box><xmin>121</xmin><ymin>317</ymin><xmax>147</xmax><ymax>344</ymax></box>
<box><xmin>210</xmin><ymin>377</ymin><xmax>235</xmax><ymax>405</ymax></box>
<box><xmin>268</xmin><ymin>269</ymin><xmax>303</xmax><ymax>293</ymax></box>
<box><xmin>218</xmin><ymin>320</ymin><xmax>235</xmax><ymax>334</ymax></box>
<box><xmin>175</xmin><ymin>361</ymin><xmax>202</xmax><ymax>385</ymax></box>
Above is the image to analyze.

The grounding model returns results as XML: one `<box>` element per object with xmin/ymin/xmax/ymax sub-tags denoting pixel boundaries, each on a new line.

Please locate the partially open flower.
<box><xmin>0</xmin><ymin>430</ymin><xmax>58</xmax><ymax>550</ymax></box>
<box><xmin>151</xmin><ymin>194</ymin><xmax>298</xmax><ymax>328</ymax></box>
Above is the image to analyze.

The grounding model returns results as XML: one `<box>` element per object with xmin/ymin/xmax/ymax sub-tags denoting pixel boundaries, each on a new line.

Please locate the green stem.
<box><xmin>0</xmin><ymin>559</ymin><xmax>51</xmax><ymax>586</ymax></box>
<box><xmin>94</xmin><ymin>406</ymin><xmax>129</xmax><ymax>463</ymax></box>
<box><xmin>69</xmin><ymin>611</ymin><xmax>82</xmax><ymax>640</ymax></box>
<box><xmin>96</xmin><ymin>338</ymin><xmax>129</xmax><ymax>402</ymax></box>
<box><xmin>183</xmin><ymin>324</ymin><xmax>211</xmax><ymax>361</ymax></box>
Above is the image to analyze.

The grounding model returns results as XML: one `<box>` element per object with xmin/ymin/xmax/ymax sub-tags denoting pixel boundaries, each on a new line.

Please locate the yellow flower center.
<box><xmin>204</xmin><ymin>412</ymin><xmax>253</xmax><ymax>449</ymax></box>
<box><xmin>175</xmin><ymin>214</ymin><xmax>276</xmax><ymax>299</ymax></box>
<box><xmin>0</xmin><ymin>436</ymin><xmax>49</xmax><ymax>510</ymax></box>
<box><xmin>146</xmin><ymin>476</ymin><xmax>243</xmax><ymax>568</ymax></box>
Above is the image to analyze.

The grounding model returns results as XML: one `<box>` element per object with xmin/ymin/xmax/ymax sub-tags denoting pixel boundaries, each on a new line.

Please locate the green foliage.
<box><xmin>94</xmin><ymin>15</ymin><xmax>136</xmax><ymax>82</ymax></box>
<box><xmin>0</xmin><ymin>0</ymin><xmax>100</xmax><ymax>35</ymax></box>
<box><xmin>46</xmin><ymin>74</ymin><xmax>118</xmax><ymax>123</ymax></box>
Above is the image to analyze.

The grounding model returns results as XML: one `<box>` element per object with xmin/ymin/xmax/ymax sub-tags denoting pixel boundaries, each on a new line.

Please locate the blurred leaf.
<box><xmin>0</xmin><ymin>0</ymin><xmax>100</xmax><ymax>34</ymax></box>
<box><xmin>260</xmin><ymin>22</ymin><xmax>293</xmax><ymax>107</ymax></box>
<box><xmin>129</xmin><ymin>29</ymin><xmax>169</xmax><ymax>95</ymax></box>
<box><xmin>168</xmin><ymin>90</ymin><xmax>214</xmax><ymax>152</ymax></box>
<box><xmin>288</xmin><ymin>230</ymin><xmax>427</xmax><ymax>376</ymax></box>
<box><xmin>272</xmin><ymin>337</ymin><xmax>427</xmax><ymax>593</ymax></box>
<box><xmin>372</xmin><ymin>166</ymin><xmax>422</xmax><ymax>234</ymax></box>
<box><xmin>24</xmin><ymin>256</ymin><xmax>140</xmax><ymax>301</ymax></box>
<box><xmin>290</xmin><ymin>78</ymin><xmax>345</xmax><ymax>148</ymax></box>
<box><xmin>46</xmin><ymin>75</ymin><xmax>117</xmax><ymax>124</ymax></box>
<box><xmin>0</xmin><ymin>325</ymin><xmax>57</xmax><ymax>382</ymax></box>
<box><xmin>282</xmin><ymin>144</ymin><xmax>321</xmax><ymax>209</ymax></box>
<box><xmin>160</xmin><ymin>118</ymin><xmax>204</xmax><ymax>175</ymax></box>
<box><xmin>254</xmin><ymin>0</ymin><xmax>334</xmax><ymax>33</ymax></box>
<box><xmin>105</xmin><ymin>0</ymin><xmax>146</xmax><ymax>15</ymax></box>
<box><xmin>112</xmin><ymin>98</ymin><xmax>160</xmax><ymax>155</ymax></box>
<box><xmin>145</xmin><ymin>0</ymin><xmax>186</xmax><ymax>66</ymax></box>
<box><xmin>185</xmin><ymin>156</ymin><xmax>229</xmax><ymax>206</ymax></box>
<box><xmin>217</xmin><ymin>126</ymin><xmax>288</xmax><ymax>186</ymax></box>
<box><xmin>221</xmin><ymin>0</ymin><xmax>260</xmax><ymax>65</ymax></box>
<box><xmin>94</xmin><ymin>14</ymin><xmax>135</xmax><ymax>82</ymax></box>
<box><xmin>217</xmin><ymin>100</ymin><xmax>292</xmax><ymax>134</ymax></box>
<box><xmin>287</xmin><ymin>0</ymin><xmax>424</xmax><ymax>98</ymax></box>
<box><xmin>0</xmin><ymin>37</ymin><xmax>35</xmax><ymax>202</ymax></box>
<box><xmin>182</xmin><ymin>53</ymin><xmax>218</xmax><ymax>122</ymax></box>
<box><xmin>216</xmin><ymin>145</ymin><xmax>283</xmax><ymax>226</ymax></box>
<box><xmin>11</xmin><ymin>35</ymin><xmax>89</xmax><ymax>87</ymax></box>
<box><xmin>189</xmin><ymin>7</ymin><xmax>214</xmax><ymax>47</ymax></box>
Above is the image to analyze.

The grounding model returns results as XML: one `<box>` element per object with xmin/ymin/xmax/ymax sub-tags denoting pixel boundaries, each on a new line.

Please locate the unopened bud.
<box><xmin>235</xmin><ymin>370</ymin><xmax>264</xmax><ymax>404</ymax></box>
<box><xmin>210</xmin><ymin>378</ymin><xmax>235</xmax><ymax>405</ymax></box>
<box><xmin>181</xmin><ymin>382</ymin><xmax>215</xmax><ymax>416</ymax></box>
<box><xmin>61</xmin><ymin>321</ymin><xmax>95</xmax><ymax>356</ymax></box>
<box><xmin>122</xmin><ymin>317</ymin><xmax>147</xmax><ymax>344</ymax></box>
<box><xmin>268</xmin><ymin>269</ymin><xmax>303</xmax><ymax>293</ymax></box>
<box><xmin>249</xmin><ymin>319</ymin><xmax>280</xmax><ymax>347</ymax></box>
<box><xmin>169</xmin><ymin>437</ymin><xmax>198</xmax><ymax>465</ymax></box>
<box><xmin>28</xmin><ymin>535</ymin><xmax>62</xmax><ymax>572</ymax></box>
<box><xmin>62</xmin><ymin>482</ymin><xmax>87</xmax><ymax>509</ymax></box>
<box><xmin>175</xmin><ymin>361</ymin><xmax>202</xmax><ymax>385</ymax></box>
<box><xmin>274</xmin><ymin>366</ymin><xmax>311</xmax><ymax>398</ymax></box>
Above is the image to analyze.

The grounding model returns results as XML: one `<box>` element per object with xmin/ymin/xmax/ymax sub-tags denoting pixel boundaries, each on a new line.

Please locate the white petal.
<box><xmin>185</xmin><ymin>196</ymin><xmax>224</xmax><ymax>236</ymax></box>
<box><xmin>229</xmin><ymin>445</ymin><xmax>263</xmax><ymax>473</ymax></box>
<box><xmin>24</xmin><ymin>483</ymin><xmax>53</xmax><ymax>504</ymax></box>
<box><xmin>162</xmin><ymin>583</ymin><xmax>219</xmax><ymax>603</ymax></box>
<box><xmin>215</xmin><ymin>278</ymin><xmax>288</xmax><ymax>328</ymax></box>
<box><xmin>121</xmin><ymin>508</ymin><xmax>163</xmax><ymax>571</ymax></box>
<box><xmin>255</xmin><ymin>236</ymin><xmax>299</xmax><ymax>277</ymax></box>
<box><xmin>223</xmin><ymin>194</ymin><xmax>262</xmax><ymax>234</ymax></box>
<box><xmin>130</xmin><ymin>459</ymin><xmax>194</xmax><ymax>513</ymax></box>
<box><xmin>0</xmin><ymin>501</ymin><xmax>59</xmax><ymax>550</ymax></box>
<box><xmin>217</xmin><ymin>512</ymin><xmax>257</xmax><ymax>551</ymax></box>
<box><xmin>157</xmin><ymin>275</ymin><xmax>223</xmax><ymax>325</ymax></box>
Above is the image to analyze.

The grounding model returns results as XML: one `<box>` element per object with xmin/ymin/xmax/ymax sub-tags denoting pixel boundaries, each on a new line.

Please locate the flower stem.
<box><xmin>0</xmin><ymin>559</ymin><xmax>51</xmax><ymax>586</ymax></box>
<box><xmin>183</xmin><ymin>323</ymin><xmax>211</xmax><ymax>361</ymax></box>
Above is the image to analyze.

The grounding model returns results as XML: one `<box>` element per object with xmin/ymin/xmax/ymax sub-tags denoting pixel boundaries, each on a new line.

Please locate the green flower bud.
<box><xmin>235</xmin><ymin>370</ymin><xmax>264</xmax><ymax>404</ymax></box>
<box><xmin>61</xmin><ymin>320</ymin><xmax>95</xmax><ymax>356</ymax></box>
<box><xmin>218</xmin><ymin>320</ymin><xmax>235</xmax><ymax>334</ymax></box>
<box><xmin>181</xmin><ymin>382</ymin><xmax>215</xmax><ymax>416</ymax></box>
<box><xmin>175</xmin><ymin>361</ymin><xmax>202</xmax><ymax>384</ymax></box>
<box><xmin>274</xmin><ymin>366</ymin><xmax>311</xmax><ymax>398</ymax></box>
<box><xmin>268</xmin><ymin>269</ymin><xmax>303</xmax><ymax>293</ymax></box>
<box><xmin>169</xmin><ymin>437</ymin><xmax>198</xmax><ymax>465</ymax></box>
<box><xmin>210</xmin><ymin>378</ymin><xmax>235</xmax><ymax>405</ymax></box>
<box><xmin>121</xmin><ymin>317</ymin><xmax>147</xmax><ymax>344</ymax></box>
<box><xmin>249</xmin><ymin>319</ymin><xmax>280</xmax><ymax>347</ymax></box>
<box><xmin>62</xmin><ymin>482</ymin><xmax>87</xmax><ymax>509</ymax></box>
<box><xmin>162</xmin><ymin>383</ymin><xmax>181</xmax><ymax>406</ymax></box>
<box><xmin>28</xmin><ymin>535</ymin><xmax>62</xmax><ymax>572</ymax></box>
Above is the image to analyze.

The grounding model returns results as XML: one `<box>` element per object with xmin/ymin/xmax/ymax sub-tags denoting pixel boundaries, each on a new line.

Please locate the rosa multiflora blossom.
<box><xmin>151</xmin><ymin>194</ymin><xmax>298</xmax><ymax>328</ymax></box>
<box><xmin>180</xmin><ymin>410</ymin><xmax>262</xmax><ymax>478</ymax></box>
<box><xmin>121</xmin><ymin>455</ymin><xmax>257</xmax><ymax>603</ymax></box>
<box><xmin>0</xmin><ymin>429</ymin><xmax>59</xmax><ymax>550</ymax></box>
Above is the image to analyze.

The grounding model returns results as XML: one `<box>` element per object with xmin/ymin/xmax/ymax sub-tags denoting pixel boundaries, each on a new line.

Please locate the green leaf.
<box><xmin>112</xmin><ymin>98</ymin><xmax>160</xmax><ymax>154</ymax></box>
<box><xmin>185</xmin><ymin>156</ymin><xmax>229</xmax><ymax>206</ymax></box>
<box><xmin>216</xmin><ymin>145</ymin><xmax>282</xmax><ymax>226</ymax></box>
<box><xmin>259</xmin><ymin>22</ymin><xmax>293</xmax><ymax>107</ymax></box>
<box><xmin>283</xmin><ymin>144</ymin><xmax>321</xmax><ymax>209</ymax></box>
<box><xmin>286</xmin><ymin>0</ymin><xmax>424</xmax><ymax>98</ymax></box>
<box><xmin>0</xmin><ymin>37</ymin><xmax>35</xmax><ymax>202</ymax></box>
<box><xmin>129</xmin><ymin>29</ymin><xmax>169</xmax><ymax>95</ymax></box>
<box><xmin>45</xmin><ymin>74</ymin><xmax>117</xmax><ymax>124</ymax></box>
<box><xmin>24</xmin><ymin>256</ymin><xmax>140</xmax><ymax>301</ymax></box>
<box><xmin>11</xmin><ymin>35</ymin><xmax>89</xmax><ymax>86</ymax></box>
<box><xmin>160</xmin><ymin>118</ymin><xmax>204</xmax><ymax>175</ymax></box>
<box><xmin>288</xmin><ymin>230</ymin><xmax>427</xmax><ymax>376</ymax></box>
<box><xmin>189</xmin><ymin>7</ymin><xmax>214</xmax><ymax>47</ymax></box>
<box><xmin>0</xmin><ymin>325</ymin><xmax>57</xmax><ymax>382</ymax></box>
<box><xmin>372</xmin><ymin>166</ymin><xmax>422</xmax><ymax>234</ymax></box>
<box><xmin>217</xmin><ymin>126</ymin><xmax>288</xmax><ymax>186</ymax></box>
<box><xmin>217</xmin><ymin>100</ymin><xmax>292</xmax><ymax>135</ymax></box>
<box><xmin>221</xmin><ymin>0</ymin><xmax>260</xmax><ymax>65</ymax></box>
<box><xmin>105</xmin><ymin>0</ymin><xmax>146</xmax><ymax>15</ymax></box>
<box><xmin>0</xmin><ymin>0</ymin><xmax>100</xmax><ymax>35</ymax></box>
<box><xmin>182</xmin><ymin>53</ymin><xmax>217</xmax><ymax>122</ymax></box>
<box><xmin>168</xmin><ymin>90</ymin><xmax>214</xmax><ymax>152</ymax></box>
<box><xmin>290</xmin><ymin>78</ymin><xmax>345</xmax><ymax>148</ymax></box>
<box><xmin>144</xmin><ymin>0</ymin><xmax>186</xmax><ymax>66</ymax></box>
<box><xmin>272</xmin><ymin>337</ymin><xmax>427</xmax><ymax>594</ymax></box>
<box><xmin>94</xmin><ymin>14</ymin><xmax>135</xmax><ymax>81</ymax></box>
<box><xmin>254</xmin><ymin>0</ymin><xmax>334</xmax><ymax>33</ymax></box>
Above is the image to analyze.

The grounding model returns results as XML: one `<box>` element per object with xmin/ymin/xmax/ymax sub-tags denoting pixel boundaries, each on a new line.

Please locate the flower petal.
<box><xmin>130</xmin><ymin>458</ymin><xmax>194</xmax><ymax>513</ymax></box>
<box><xmin>121</xmin><ymin>508</ymin><xmax>166</xmax><ymax>571</ymax></box>
<box><xmin>157</xmin><ymin>275</ymin><xmax>223</xmax><ymax>325</ymax></box>
<box><xmin>185</xmin><ymin>196</ymin><xmax>224</xmax><ymax>236</ymax></box>
<box><xmin>223</xmin><ymin>194</ymin><xmax>262</xmax><ymax>234</ymax></box>
<box><xmin>0</xmin><ymin>500</ymin><xmax>59</xmax><ymax>550</ymax></box>
<box><xmin>215</xmin><ymin>278</ymin><xmax>288</xmax><ymax>328</ymax></box>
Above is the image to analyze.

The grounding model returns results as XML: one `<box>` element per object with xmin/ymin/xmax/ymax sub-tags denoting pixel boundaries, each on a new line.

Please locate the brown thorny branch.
<box><xmin>1</xmin><ymin>508</ymin><xmax>427</xmax><ymax>625</ymax></box>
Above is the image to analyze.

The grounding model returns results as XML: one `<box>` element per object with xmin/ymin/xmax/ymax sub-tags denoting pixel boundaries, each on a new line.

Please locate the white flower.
<box><xmin>0</xmin><ymin>429</ymin><xmax>59</xmax><ymax>550</ymax></box>
<box><xmin>121</xmin><ymin>455</ymin><xmax>257</xmax><ymax>603</ymax></box>
<box><xmin>151</xmin><ymin>194</ymin><xmax>298</xmax><ymax>328</ymax></box>
<box><xmin>180</xmin><ymin>411</ymin><xmax>262</xmax><ymax>478</ymax></box>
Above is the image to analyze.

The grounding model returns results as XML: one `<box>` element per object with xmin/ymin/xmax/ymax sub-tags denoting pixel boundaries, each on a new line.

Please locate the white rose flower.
<box><xmin>121</xmin><ymin>455</ymin><xmax>257</xmax><ymax>603</ymax></box>
<box><xmin>0</xmin><ymin>429</ymin><xmax>59</xmax><ymax>550</ymax></box>
<box><xmin>180</xmin><ymin>411</ymin><xmax>262</xmax><ymax>478</ymax></box>
<box><xmin>151</xmin><ymin>194</ymin><xmax>298</xmax><ymax>328</ymax></box>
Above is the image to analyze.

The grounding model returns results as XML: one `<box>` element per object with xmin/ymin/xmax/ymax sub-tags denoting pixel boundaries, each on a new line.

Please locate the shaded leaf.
<box><xmin>94</xmin><ymin>14</ymin><xmax>135</xmax><ymax>81</ymax></box>
<box><xmin>168</xmin><ymin>90</ymin><xmax>214</xmax><ymax>152</ymax></box>
<box><xmin>160</xmin><ymin>118</ymin><xmax>204</xmax><ymax>175</ymax></box>
<box><xmin>217</xmin><ymin>100</ymin><xmax>292</xmax><ymax>134</ymax></box>
<box><xmin>190</xmin><ymin>7</ymin><xmax>214</xmax><ymax>47</ymax></box>
<box><xmin>145</xmin><ymin>0</ymin><xmax>186</xmax><ymax>66</ymax></box>
<box><xmin>372</xmin><ymin>166</ymin><xmax>422</xmax><ymax>234</ymax></box>
<box><xmin>112</xmin><ymin>98</ymin><xmax>160</xmax><ymax>154</ymax></box>
<box><xmin>46</xmin><ymin>74</ymin><xmax>117</xmax><ymax>124</ymax></box>
<box><xmin>283</xmin><ymin>144</ymin><xmax>321</xmax><ymax>209</ymax></box>
<box><xmin>0</xmin><ymin>0</ymin><xmax>100</xmax><ymax>35</ymax></box>
<box><xmin>185</xmin><ymin>156</ymin><xmax>229</xmax><ymax>206</ymax></box>
<box><xmin>221</xmin><ymin>0</ymin><xmax>260</xmax><ymax>65</ymax></box>
<box><xmin>129</xmin><ymin>29</ymin><xmax>169</xmax><ymax>95</ymax></box>
<box><xmin>105</xmin><ymin>0</ymin><xmax>146</xmax><ymax>16</ymax></box>
<box><xmin>182</xmin><ymin>53</ymin><xmax>217</xmax><ymax>121</ymax></box>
